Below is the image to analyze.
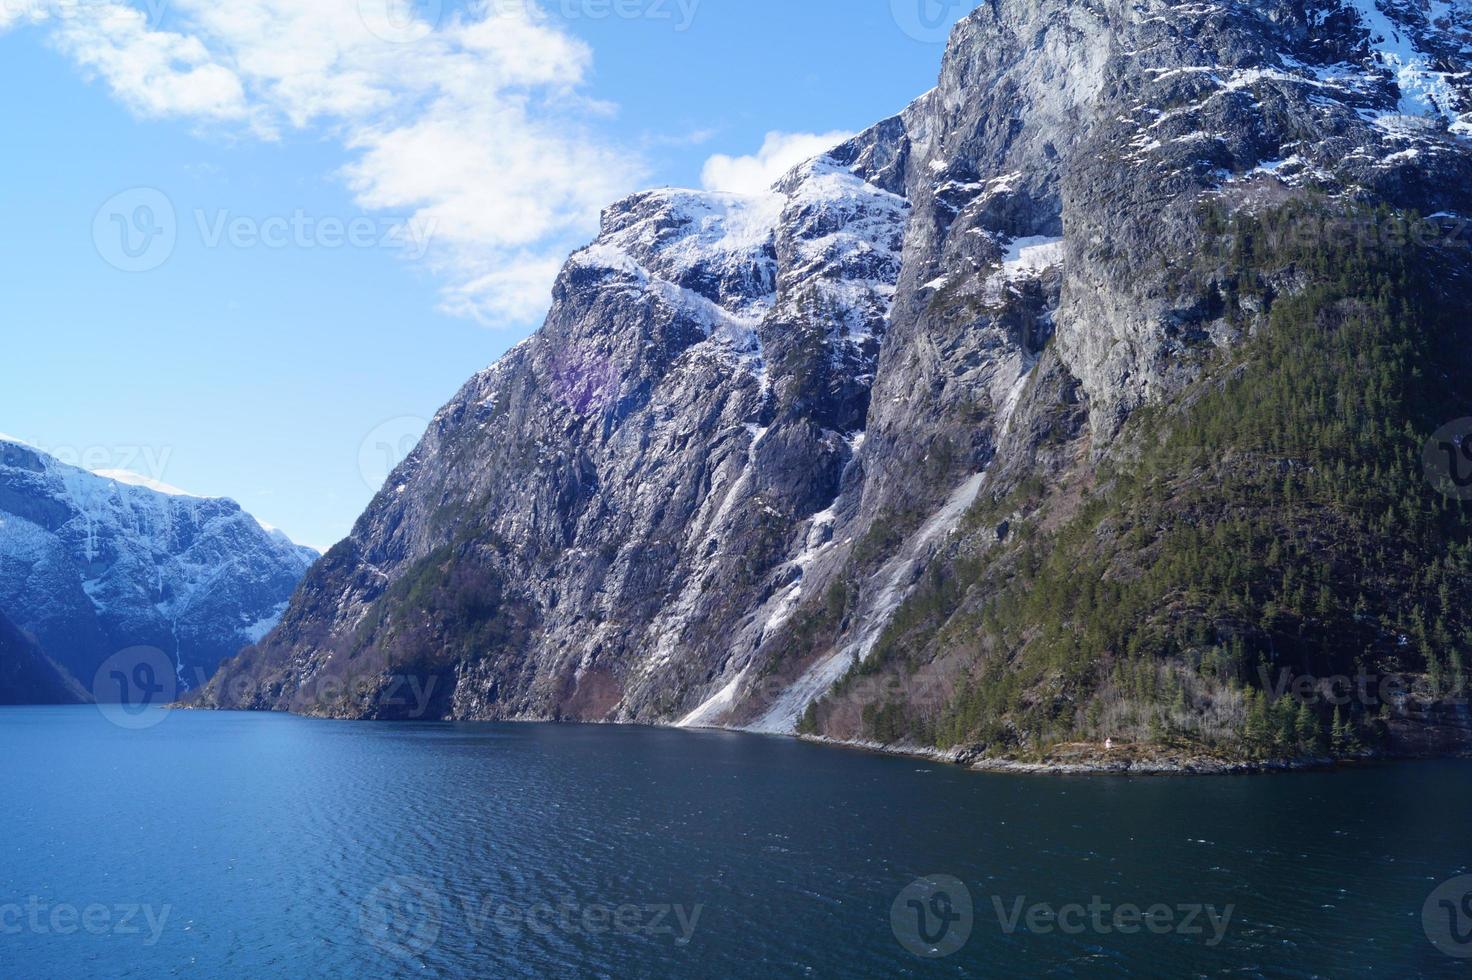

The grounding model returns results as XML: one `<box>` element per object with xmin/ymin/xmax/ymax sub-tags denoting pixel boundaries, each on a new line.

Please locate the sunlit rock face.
<box><xmin>198</xmin><ymin>0</ymin><xmax>1472</xmax><ymax>737</ymax></box>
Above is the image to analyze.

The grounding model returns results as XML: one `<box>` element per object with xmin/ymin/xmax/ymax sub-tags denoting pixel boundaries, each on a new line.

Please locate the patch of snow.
<box><xmin>995</xmin><ymin>354</ymin><xmax>1038</xmax><ymax>441</ymax></box>
<box><xmin>1001</xmin><ymin>236</ymin><xmax>1065</xmax><ymax>277</ymax></box>
<box><xmin>755</xmin><ymin>498</ymin><xmax>842</xmax><ymax>645</ymax></box>
<box><xmin>748</xmin><ymin>471</ymin><xmax>988</xmax><ymax>735</ymax></box>
<box><xmin>967</xmin><ymin>235</ymin><xmax>1066</xmax><ymax>307</ymax></box>
<box><xmin>1348</xmin><ymin>0</ymin><xmax>1465</xmax><ymax>127</ymax></box>
<box><xmin>89</xmin><ymin>469</ymin><xmax>198</xmax><ymax>498</ymax></box>
<box><xmin>984</xmin><ymin>171</ymin><xmax>1023</xmax><ymax>193</ymax></box>
<box><xmin>566</xmin><ymin>174</ymin><xmax>911</xmax><ymax>380</ymax></box>
<box><xmin>572</xmin><ymin>240</ymin><xmax>765</xmax><ymax>369</ymax></box>
<box><xmin>776</xmin><ymin>157</ymin><xmax>909</xmax><ymax>347</ymax></box>
<box><xmin>0</xmin><ymin>512</ymin><xmax>57</xmax><ymax>561</ymax></box>
<box><xmin>677</xmin><ymin>667</ymin><xmax>750</xmax><ymax>729</ymax></box>
<box><xmin>241</xmin><ymin>602</ymin><xmax>290</xmax><ymax>645</ymax></box>
<box><xmin>1250</xmin><ymin>155</ymin><xmax>1298</xmax><ymax>175</ymax></box>
<box><xmin>585</xmin><ymin>154</ymin><xmax>907</xmax><ymax>369</ymax></box>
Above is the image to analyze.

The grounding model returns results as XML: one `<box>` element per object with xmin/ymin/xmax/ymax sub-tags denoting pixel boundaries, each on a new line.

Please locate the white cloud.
<box><xmin>701</xmin><ymin>130</ymin><xmax>854</xmax><ymax>196</ymax></box>
<box><xmin>4</xmin><ymin>0</ymin><xmax>647</xmax><ymax>328</ymax></box>
<box><xmin>438</xmin><ymin>251</ymin><xmax>571</xmax><ymax>325</ymax></box>
<box><xmin>644</xmin><ymin>126</ymin><xmax>720</xmax><ymax>149</ymax></box>
<box><xmin>49</xmin><ymin>4</ymin><xmax>250</xmax><ymax>121</ymax></box>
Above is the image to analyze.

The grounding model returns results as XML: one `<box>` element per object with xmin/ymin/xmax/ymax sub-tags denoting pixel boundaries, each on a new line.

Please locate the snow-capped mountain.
<box><xmin>0</xmin><ymin>437</ymin><xmax>317</xmax><ymax>692</ymax></box>
<box><xmin>200</xmin><ymin>0</ymin><xmax>1472</xmax><ymax>762</ymax></box>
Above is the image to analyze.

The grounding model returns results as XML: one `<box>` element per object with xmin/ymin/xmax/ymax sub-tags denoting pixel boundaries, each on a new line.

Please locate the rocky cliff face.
<box><xmin>0</xmin><ymin>438</ymin><xmax>318</xmax><ymax>693</ymax></box>
<box><xmin>199</xmin><ymin>0</ymin><xmax>1472</xmax><ymax>759</ymax></box>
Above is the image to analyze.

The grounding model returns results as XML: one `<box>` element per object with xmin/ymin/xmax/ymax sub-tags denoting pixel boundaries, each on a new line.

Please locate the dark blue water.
<box><xmin>1</xmin><ymin>707</ymin><xmax>1470</xmax><ymax>977</ymax></box>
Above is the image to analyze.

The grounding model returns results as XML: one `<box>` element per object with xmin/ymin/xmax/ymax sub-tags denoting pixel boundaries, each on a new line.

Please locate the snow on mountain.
<box><xmin>0</xmin><ymin>436</ymin><xmax>318</xmax><ymax>692</ymax></box>
<box><xmin>1347</xmin><ymin>0</ymin><xmax>1470</xmax><ymax>132</ymax></box>
<box><xmin>198</xmin><ymin>0</ymin><xmax>1472</xmax><ymax>758</ymax></box>
<box><xmin>91</xmin><ymin>468</ymin><xmax>198</xmax><ymax>497</ymax></box>
<box><xmin>195</xmin><ymin>134</ymin><xmax>913</xmax><ymax>720</ymax></box>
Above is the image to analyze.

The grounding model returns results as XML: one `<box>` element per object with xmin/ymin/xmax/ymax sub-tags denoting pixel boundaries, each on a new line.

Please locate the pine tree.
<box><xmin>1331</xmin><ymin>707</ymin><xmax>1348</xmax><ymax>754</ymax></box>
<box><xmin>1086</xmin><ymin>700</ymin><xmax>1103</xmax><ymax>734</ymax></box>
<box><xmin>1426</xmin><ymin>642</ymin><xmax>1445</xmax><ymax>697</ymax></box>
<box><xmin>1243</xmin><ymin>689</ymin><xmax>1269</xmax><ymax>754</ymax></box>
<box><xmin>1343</xmin><ymin>713</ymin><xmax>1363</xmax><ymax>755</ymax></box>
<box><xmin>1147</xmin><ymin>710</ymin><xmax>1167</xmax><ymax>744</ymax></box>
<box><xmin>1294</xmin><ymin>702</ymin><xmax>1318</xmax><ymax>754</ymax></box>
<box><xmin>1273</xmin><ymin>696</ymin><xmax>1296</xmax><ymax>751</ymax></box>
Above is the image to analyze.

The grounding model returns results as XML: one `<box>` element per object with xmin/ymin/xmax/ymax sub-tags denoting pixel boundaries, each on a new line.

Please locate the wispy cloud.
<box><xmin>50</xmin><ymin>3</ymin><xmax>251</xmax><ymax>120</ymax></box>
<box><xmin>701</xmin><ymin>130</ymin><xmax>854</xmax><ymax>195</ymax></box>
<box><xmin>4</xmin><ymin>0</ymin><xmax>647</xmax><ymax>326</ymax></box>
<box><xmin>643</xmin><ymin>126</ymin><xmax>721</xmax><ymax>149</ymax></box>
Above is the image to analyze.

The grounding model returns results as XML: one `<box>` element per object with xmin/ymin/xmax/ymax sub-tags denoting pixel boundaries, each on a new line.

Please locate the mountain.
<box><xmin>200</xmin><ymin>0</ymin><xmax>1472</xmax><ymax>764</ymax></box>
<box><xmin>0</xmin><ymin>437</ymin><xmax>318</xmax><ymax>694</ymax></box>
<box><xmin>0</xmin><ymin>610</ymin><xmax>87</xmax><ymax>705</ymax></box>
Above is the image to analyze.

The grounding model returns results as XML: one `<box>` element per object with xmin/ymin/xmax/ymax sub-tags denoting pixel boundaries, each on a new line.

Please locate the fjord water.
<box><xmin>1</xmin><ymin>708</ymin><xmax>1469</xmax><ymax>978</ymax></box>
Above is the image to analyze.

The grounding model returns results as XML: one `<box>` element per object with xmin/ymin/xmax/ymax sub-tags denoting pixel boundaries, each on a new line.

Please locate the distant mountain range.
<box><xmin>0</xmin><ymin>437</ymin><xmax>317</xmax><ymax>698</ymax></box>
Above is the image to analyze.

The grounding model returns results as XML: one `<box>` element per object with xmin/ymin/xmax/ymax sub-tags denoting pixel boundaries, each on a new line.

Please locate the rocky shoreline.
<box><xmin>793</xmin><ymin>733</ymin><xmax>1471</xmax><ymax>776</ymax></box>
<box><xmin>179</xmin><ymin>696</ymin><xmax>1472</xmax><ymax>775</ymax></box>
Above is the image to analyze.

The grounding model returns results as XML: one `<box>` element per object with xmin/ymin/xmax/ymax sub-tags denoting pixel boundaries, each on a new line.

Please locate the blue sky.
<box><xmin>0</xmin><ymin>0</ymin><xmax>973</xmax><ymax>551</ymax></box>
